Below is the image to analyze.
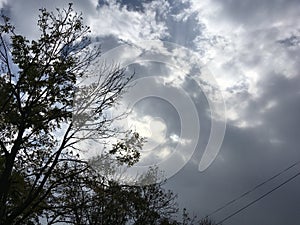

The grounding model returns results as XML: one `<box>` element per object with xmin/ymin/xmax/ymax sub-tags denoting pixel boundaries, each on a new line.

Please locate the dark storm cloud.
<box><xmin>167</xmin><ymin>121</ymin><xmax>300</xmax><ymax>224</ymax></box>
<box><xmin>254</xmin><ymin>74</ymin><xmax>300</xmax><ymax>145</ymax></box>
<box><xmin>166</xmin><ymin>56</ymin><xmax>300</xmax><ymax>224</ymax></box>
<box><xmin>156</xmin><ymin>1</ymin><xmax>300</xmax><ymax>224</ymax></box>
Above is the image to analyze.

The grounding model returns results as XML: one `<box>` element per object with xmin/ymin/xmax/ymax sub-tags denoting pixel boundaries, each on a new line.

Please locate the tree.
<box><xmin>0</xmin><ymin>4</ymin><xmax>219</xmax><ymax>225</ymax></box>
<box><xmin>43</xmin><ymin>166</ymin><xmax>179</xmax><ymax>225</ymax></box>
<box><xmin>0</xmin><ymin>4</ymin><xmax>139</xmax><ymax>224</ymax></box>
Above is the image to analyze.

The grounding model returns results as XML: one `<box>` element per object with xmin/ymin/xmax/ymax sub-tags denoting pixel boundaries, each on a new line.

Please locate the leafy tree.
<box><xmin>0</xmin><ymin>4</ymin><xmax>219</xmax><ymax>225</ymax></box>
<box><xmin>43</xmin><ymin>165</ymin><xmax>178</xmax><ymax>225</ymax></box>
<box><xmin>0</xmin><ymin>4</ymin><xmax>138</xmax><ymax>224</ymax></box>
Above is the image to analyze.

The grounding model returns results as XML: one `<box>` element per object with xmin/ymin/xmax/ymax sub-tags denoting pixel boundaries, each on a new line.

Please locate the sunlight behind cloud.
<box><xmin>127</xmin><ymin>113</ymin><xmax>167</xmax><ymax>151</ymax></box>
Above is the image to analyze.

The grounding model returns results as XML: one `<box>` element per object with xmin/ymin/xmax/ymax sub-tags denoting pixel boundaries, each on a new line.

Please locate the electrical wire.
<box><xmin>216</xmin><ymin>169</ymin><xmax>300</xmax><ymax>224</ymax></box>
<box><xmin>207</xmin><ymin>160</ymin><xmax>300</xmax><ymax>218</ymax></box>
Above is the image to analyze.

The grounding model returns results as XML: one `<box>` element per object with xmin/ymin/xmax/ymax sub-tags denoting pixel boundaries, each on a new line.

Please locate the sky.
<box><xmin>1</xmin><ymin>0</ymin><xmax>300</xmax><ymax>224</ymax></box>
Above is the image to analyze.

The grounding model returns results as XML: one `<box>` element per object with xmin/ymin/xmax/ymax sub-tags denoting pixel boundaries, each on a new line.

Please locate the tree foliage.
<box><xmin>0</xmin><ymin>4</ymin><xmax>219</xmax><ymax>225</ymax></box>
<box><xmin>0</xmin><ymin>4</ymin><xmax>138</xmax><ymax>224</ymax></box>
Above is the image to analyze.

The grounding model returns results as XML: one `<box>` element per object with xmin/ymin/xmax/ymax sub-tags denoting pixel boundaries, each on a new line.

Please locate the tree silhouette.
<box><xmin>0</xmin><ymin>4</ymin><xmax>219</xmax><ymax>225</ymax></box>
<box><xmin>0</xmin><ymin>4</ymin><xmax>139</xmax><ymax>224</ymax></box>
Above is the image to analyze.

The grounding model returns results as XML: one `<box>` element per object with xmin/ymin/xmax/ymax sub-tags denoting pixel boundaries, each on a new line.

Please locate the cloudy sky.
<box><xmin>2</xmin><ymin>0</ymin><xmax>300</xmax><ymax>224</ymax></box>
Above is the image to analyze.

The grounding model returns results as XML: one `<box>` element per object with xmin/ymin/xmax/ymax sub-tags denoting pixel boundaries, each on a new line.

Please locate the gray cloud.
<box><xmin>212</xmin><ymin>0</ymin><xmax>300</xmax><ymax>29</ymax></box>
<box><xmin>2</xmin><ymin>0</ymin><xmax>300</xmax><ymax>224</ymax></box>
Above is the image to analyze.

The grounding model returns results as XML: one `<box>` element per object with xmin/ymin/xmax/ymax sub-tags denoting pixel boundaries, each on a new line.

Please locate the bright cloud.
<box><xmin>127</xmin><ymin>112</ymin><xmax>167</xmax><ymax>151</ymax></box>
<box><xmin>88</xmin><ymin>0</ymin><xmax>169</xmax><ymax>43</ymax></box>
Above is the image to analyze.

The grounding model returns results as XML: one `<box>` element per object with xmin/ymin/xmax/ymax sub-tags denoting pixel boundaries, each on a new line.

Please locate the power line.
<box><xmin>207</xmin><ymin>160</ymin><xmax>300</xmax><ymax>218</ymax></box>
<box><xmin>216</xmin><ymin>169</ymin><xmax>300</xmax><ymax>224</ymax></box>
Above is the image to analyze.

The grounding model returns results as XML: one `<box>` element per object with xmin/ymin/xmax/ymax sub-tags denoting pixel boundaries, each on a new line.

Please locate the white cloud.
<box><xmin>0</xmin><ymin>0</ymin><xmax>7</xmax><ymax>8</ymax></box>
<box><xmin>88</xmin><ymin>0</ymin><xmax>169</xmax><ymax>43</ymax></box>
<box><xmin>170</xmin><ymin>134</ymin><xmax>191</xmax><ymax>145</ymax></box>
<box><xmin>127</xmin><ymin>112</ymin><xmax>167</xmax><ymax>151</ymax></box>
<box><xmin>185</xmin><ymin>0</ymin><xmax>300</xmax><ymax>128</ymax></box>
<box><xmin>155</xmin><ymin>146</ymin><xmax>172</xmax><ymax>159</ymax></box>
